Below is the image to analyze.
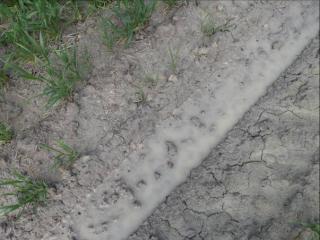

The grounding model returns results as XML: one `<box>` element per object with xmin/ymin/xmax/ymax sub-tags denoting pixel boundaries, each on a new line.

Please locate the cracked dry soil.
<box><xmin>128</xmin><ymin>38</ymin><xmax>320</xmax><ymax>240</ymax></box>
<box><xmin>0</xmin><ymin>1</ymin><xmax>319</xmax><ymax>240</ymax></box>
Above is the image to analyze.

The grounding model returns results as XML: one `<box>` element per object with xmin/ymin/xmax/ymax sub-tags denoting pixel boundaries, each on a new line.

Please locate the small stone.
<box><xmin>125</xmin><ymin>74</ymin><xmax>133</xmax><ymax>83</ymax></box>
<box><xmin>211</xmin><ymin>42</ymin><xmax>218</xmax><ymax>48</ymax></box>
<box><xmin>80</xmin><ymin>155</ymin><xmax>90</xmax><ymax>162</ymax></box>
<box><xmin>294</xmin><ymin>229</ymin><xmax>315</xmax><ymax>240</ymax></box>
<box><xmin>168</xmin><ymin>75</ymin><xmax>178</xmax><ymax>82</ymax></box>
<box><xmin>198</xmin><ymin>47</ymin><xmax>209</xmax><ymax>56</ymax></box>
<box><xmin>135</xmin><ymin>33</ymin><xmax>144</xmax><ymax>40</ymax></box>
<box><xmin>217</xmin><ymin>5</ymin><xmax>224</xmax><ymax>11</ymax></box>
<box><xmin>158</xmin><ymin>74</ymin><xmax>166</xmax><ymax>82</ymax></box>
<box><xmin>172</xmin><ymin>16</ymin><xmax>179</xmax><ymax>22</ymax></box>
<box><xmin>157</xmin><ymin>24</ymin><xmax>174</xmax><ymax>36</ymax></box>
<box><xmin>312</xmin><ymin>66</ymin><xmax>319</xmax><ymax>75</ymax></box>
<box><xmin>271</xmin><ymin>40</ymin><xmax>283</xmax><ymax>50</ymax></box>
<box><xmin>147</xmin><ymin>95</ymin><xmax>153</xmax><ymax>102</ymax></box>
<box><xmin>130</xmin><ymin>143</ymin><xmax>137</xmax><ymax>150</ymax></box>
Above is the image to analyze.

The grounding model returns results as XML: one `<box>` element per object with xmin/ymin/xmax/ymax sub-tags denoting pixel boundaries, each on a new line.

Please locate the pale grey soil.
<box><xmin>0</xmin><ymin>1</ymin><xmax>319</xmax><ymax>240</ymax></box>
<box><xmin>128</xmin><ymin>37</ymin><xmax>320</xmax><ymax>240</ymax></box>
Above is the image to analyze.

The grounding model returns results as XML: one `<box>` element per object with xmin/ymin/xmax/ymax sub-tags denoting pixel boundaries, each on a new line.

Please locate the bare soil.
<box><xmin>0</xmin><ymin>1</ymin><xmax>319</xmax><ymax>240</ymax></box>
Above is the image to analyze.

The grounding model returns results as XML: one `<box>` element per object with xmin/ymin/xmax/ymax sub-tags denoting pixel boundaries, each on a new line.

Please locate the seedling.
<box><xmin>101</xmin><ymin>0</ymin><xmax>156</xmax><ymax>49</ymax></box>
<box><xmin>0</xmin><ymin>122</ymin><xmax>13</xmax><ymax>144</ymax></box>
<box><xmin>40</xmin><ymin>140</ymin><xmax>79</xmax><ymax>170</ymax></box>
<box><xmin>0</xmin><ymin>172</ymin><xmax>48</xmax><ymax>217</ymax></box>
<box><xmin>134</xmin><ymin>88</ymin><xmax>147</xmax><ymax>105</ymax></box>
<box><xmin>201</xmin><ymin>15</ymin><xmax>232</xmax><ymax>37</ymax></box>
<box><xmin>0</xmin><ymin>68</ymin><xmax>9</xmax><ymax>89</ymax></box>
<box><xmin>144</xmin><ymin>74</ymin><xmax>158</xmax><ymax>88</ymax></box>
<box><xmin>168</xmin><ymin>46</ymin><xmax>179</xmax><ymax>74</ymax></box>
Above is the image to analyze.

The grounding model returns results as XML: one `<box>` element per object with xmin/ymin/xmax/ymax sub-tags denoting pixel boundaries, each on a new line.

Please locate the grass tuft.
<box><xmin>43</xmin><ymin>46</ymin><xmax>91</xmax><ymax>107</ymax></box>
<box><xmin>144</xmin><ymin>74</ymin><xmax>158</xmax><ymax>88</ymax></box>
<box><xmin>1</xmin><ymin>1</ymin><xmax>95</xmax><ymax>107</ymax></box>
<box><xmin>89</xmin><ymin>0</ymin><xmax>114</xmax><ymax>9</ymax></box>
<box><xmin>3</xmin><ymin>46</ymin><xmax>91</xmax><ymax>107</ymax></box>
<box><xmin>101</xmin><ymin>0</ymin><xmax>156</xmax><ymax>49</ymax></box>
<box><xmin>0</xmin><ymin>0</ymin><xmax>77</xmax><ymax>45</ymax></box>
<box><xmin>162</xmin><ymin>0</ymin><xmax>179</xmax><ymax>7</ymax></box>
<box><xmin>303</xmin><ymin>223</ymin><xmax>320</xmax><ymax>240</ymax></box>
<box><xmin>168</xmin><ymin>46</ymin><xmax>179</xmax><ymax>74</ymax></box>
<box><xmin>12</xmin><ymin>30</ymin><xmax>49</xmax><ymax>63</ymax></box>
<box><xmin>201</xmin><ymin>15</ymin><xmax>232</xmax><ymax>37</ymax></box>
<box><xmin>0</xmin><ymin>172</ymin><xmax>48</xmax><ymax>217</ymax></box>
<box><xmin>40</xmin><ymin>140</ymin><xmax>79</xmax><ymax>170</ymax></box>
<box><xmin>0</xmin><ymin>122</ymin><xmax>13</xmax><ymax>144</ymax></box>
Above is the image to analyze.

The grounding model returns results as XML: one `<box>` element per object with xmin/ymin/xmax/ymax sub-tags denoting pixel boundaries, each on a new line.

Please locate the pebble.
<box><xmin>168</xmin><ymin>75</ymin><xmax>178</xmax><ymax>82</ymax></box>
<box><xmin>217</xmin><ymin>5</ymin><xmax>224</xmax><ymax>11</ymax></box>
<box><xmin>198</xmin><ymin>47</ymin><xmax>209</xmax><ymax>56</ymax></box>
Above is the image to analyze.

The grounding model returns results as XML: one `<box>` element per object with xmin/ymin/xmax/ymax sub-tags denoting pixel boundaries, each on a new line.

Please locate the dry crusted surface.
<box><xmin>128</xmin><ymin>38</ymin><xmax>320</xmax><ymax>240</ymax></box>
<box><xmin>0</xmin><ymin>1</ymin><xmax>319</xmax><ymax>240</ymax></box>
